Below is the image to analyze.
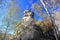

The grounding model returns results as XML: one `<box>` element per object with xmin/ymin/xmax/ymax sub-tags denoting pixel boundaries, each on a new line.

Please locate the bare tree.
<box><xmin>30</xmin><ymin>0</ymin><xmax>59</xmax><ymax>40</ymax></box>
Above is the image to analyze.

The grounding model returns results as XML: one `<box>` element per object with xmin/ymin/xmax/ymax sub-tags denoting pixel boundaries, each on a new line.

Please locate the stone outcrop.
<box><xmin>13</xmin><ymin>10</ymin><xmax>56</xmax><ymax>40</ymax></box>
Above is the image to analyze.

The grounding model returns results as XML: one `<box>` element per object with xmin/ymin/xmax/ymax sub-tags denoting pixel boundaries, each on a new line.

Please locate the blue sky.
<box><xmin>0</xmin><ymin>0</ymin><xmax>60</xmax><ymax>25</ymax></box>
<box><xmin>17</xmin><ymin>0</ymin><xmax>43</xmax><ymax>20</ymax></box>
<box><xmin>0</xmin><ymin>0</ymin><xmax>60</xmax><ymax>24</ymax></box>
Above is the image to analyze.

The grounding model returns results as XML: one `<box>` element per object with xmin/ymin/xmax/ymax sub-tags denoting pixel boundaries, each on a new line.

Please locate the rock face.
<box><xmin>15</xmin><ymin>10</ymin><xmax>43</xmax><ymax>40</ymax></box>
<box><xmin>13</xmin><ymin>10</ymin><xmax>56</xmax><ymax>40</ymax></box>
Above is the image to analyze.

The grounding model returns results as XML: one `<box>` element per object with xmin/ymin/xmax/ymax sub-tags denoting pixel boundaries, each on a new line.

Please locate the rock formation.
<box><xmin>13</xmin><ymin>10</ymin><xmax>56</xmax><ymax>40</ymax></box>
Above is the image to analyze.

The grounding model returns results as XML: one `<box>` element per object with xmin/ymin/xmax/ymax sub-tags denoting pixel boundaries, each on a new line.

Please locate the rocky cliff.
<box><xmin>13</xmin><ymin>10</ymin><xmax>56</xmax><ymax>40</ymax></box>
